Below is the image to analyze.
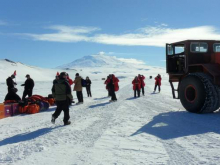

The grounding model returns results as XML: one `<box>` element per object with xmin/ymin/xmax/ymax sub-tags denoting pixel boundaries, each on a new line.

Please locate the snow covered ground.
<box><xmin>1</xmin><ymin>74</ymin><xmax>220</xmax><ymax>164</ymax></box>
<box><xmin>1</xmin><ymin>55</ymin><xmax>220</xmax><ymax>164</ymax></box>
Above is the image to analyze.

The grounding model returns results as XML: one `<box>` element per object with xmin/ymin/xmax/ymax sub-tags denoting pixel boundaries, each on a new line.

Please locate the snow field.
<box><xmin>1</xmin><ymin>76</ymin><xmax>220</xmax><ymax>164</ymax></box>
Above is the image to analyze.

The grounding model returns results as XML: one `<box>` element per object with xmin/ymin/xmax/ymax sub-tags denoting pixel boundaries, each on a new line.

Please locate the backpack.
<box><xmin>81</xmin><ymin>79</ymin><xmax>87</xmax><ymax>87</ymax></box>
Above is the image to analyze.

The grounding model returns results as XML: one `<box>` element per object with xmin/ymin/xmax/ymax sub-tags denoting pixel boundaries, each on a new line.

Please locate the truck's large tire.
<box><xmin>179</xmin><ymin>73</ymin><xmax>219</xmax><ymax>113</ymax></box>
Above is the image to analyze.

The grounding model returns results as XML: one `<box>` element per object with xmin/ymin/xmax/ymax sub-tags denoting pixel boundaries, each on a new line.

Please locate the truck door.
<box><xmin>166</xmin><ymin>44</ymin><xmax>186</xmax><ymax>73</ymax></box>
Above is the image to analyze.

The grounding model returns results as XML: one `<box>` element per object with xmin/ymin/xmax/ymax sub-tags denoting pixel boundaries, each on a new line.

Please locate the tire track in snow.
<box><xmin>37</xmin><ymin>83</ymin><xmax>133</xmax><ymax>164</ymax></box>
<box><xmin>126</xmin><ymin>88</ymin><xmax>202</xmax><ymax>165</ymax></box>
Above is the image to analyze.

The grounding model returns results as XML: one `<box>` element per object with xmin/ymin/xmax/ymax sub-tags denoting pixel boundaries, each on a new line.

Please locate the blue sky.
<box><xmin>0</xmin><ymin>0</ymin><xmax>220</xmax><ymax>68</ymax></box>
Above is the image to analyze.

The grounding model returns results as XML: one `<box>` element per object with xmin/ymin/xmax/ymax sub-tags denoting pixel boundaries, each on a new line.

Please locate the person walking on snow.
<box><xmin>86</xmin><ymin>76</ymin><xmax>92</xmax><ymax>97</ymax></box>
<box><xmin>106</xmin><ymin>74</ymin><xmax>119</xmax><ymax>102</ymax></box>
<box><xmin>73</xmin><ymin>73</ymin><xmax>83</xmax><ymax>104</ymax></box>
<box><xmin>138</xmin><ymin>74</ymin><xmax>145</xmax><ymax>96</ymax></box>
<box><xmin>154</xmin><ymin>74</ymin><xmax>162</xmax><ymax>93</ymax></box>
<box><xmin>51</xmin><ymin>72</ymin><xmax>73</xmax><ymax>126</ymax></box>
<box><xmin>105</xmin><ymin>76</ymin><xmax>111</xmax><ymax>97</ymax></box>
<box><xmin>21</xmin><ymin>74</ymin><xmax>35</xmax><ymax>100</ymax></box>
<box><xmin>6</xmin><ymin>74</ymin><xmax>17</xmax><ymax>92</ymax></box>
<box><xmin>132</xmin><ymin>76</ymin><xmax>141</xmax><ymax>97</ymax></box>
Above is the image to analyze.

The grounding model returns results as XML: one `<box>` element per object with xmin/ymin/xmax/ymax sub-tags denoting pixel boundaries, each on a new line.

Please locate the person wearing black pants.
<box><xmin>76</xmin><ymin>91</ymin><xmax>84</xmax><ymax>102</ymax></box>
<box><xmin>154</xmin><ymin>74</ymin><xmax>162</xmax><ymax>93</ymax></box>
<box><xmin>107</xmin><ymin>74</ymin><xmax>119</xmax><ymax>102</ymax></box>
<box><xmin>51</xmin><ymin>72</ymin><xmax>73</xmax><ymax>125</ymax></box>
<box><xmin>154</xmin><ymin>84</ymin><xmax>161</xmax><ymax>92</ymax></box>
<box><xmin>86</xmin><ymin>77</ymin><xmax>92</xmax><ymax>97</ymax></box>
<box><xmin>73</xmin><ymin>73</ymin><xmax>84</xmax><ymax>104</ymax></box>
<box><xmin>132</xmin><ymin>76</ymin><xmax>141</xmax><ymax>98</ymax></box>
<box><xmin>134</xmin><ymin>87</ymin><xmax>140</xmax><ymax>97</ymax></box>
<box><xmin>21</xmin><ymin>74</ymin><xmax>35</xmax><ymax>100</ymax></box>
<box><xmin>141</xmin><ymin>85</ymin><xmax>145</xmax><ymax>96</ymax></box>
<box><xmin>53</xmin><ymin>100</ymin><xmax>70</xmax><ymax>124</ymax></box>
<box><xmin>109</xmin><ymin>85</ymin><xmax>117</xmax><ymax>101</ymax></box>
<box><xmin>138</xmin><ymin>74</ymin><xmax>145</xmax><ymax>96</ymax></box>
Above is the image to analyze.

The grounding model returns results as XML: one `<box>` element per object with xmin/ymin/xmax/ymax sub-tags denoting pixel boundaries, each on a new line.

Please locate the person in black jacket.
<box><xmin>6</xmin><ymin>75</ymin><xmax>17</xmax><ymax>92</ymax></box>
<box><xmin>5</xmin><ymin>88</ymin><xmax>21</xmax><ymax>101</ymax></box>
<box><xmin>86</xmin><ymin>76</ymin><xmax>92</xmax><ymax>97</ymax></box>
<box><xmin>21</xmin><ymin>74</ymin><xmax>35</xmax><ymax>100</ymax></box>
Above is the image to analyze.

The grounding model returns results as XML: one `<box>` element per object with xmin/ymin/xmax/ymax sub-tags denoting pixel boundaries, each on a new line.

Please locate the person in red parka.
<box><xmin>138</xmin><ymin>74</ymin><xmax>145</xmax><ymax>96</ymax></box>
<box><xmin>106</xmin><ymin>74</ymin><xmax>119</xmax><ymax>102</ymax></box>
<box><xmin>132</xmin><ymin>76</ymin><xmax>141</xmax><ymax>97</ymax></box>
<box><xmin>104</xmin><ymin>76</ymin><xmax>111</xmax><ymax>97</ymax></box>
<box><xmin>154</xmin><ymin>74</ymin><xmax>162</xmax><ymax>93</ymax></box>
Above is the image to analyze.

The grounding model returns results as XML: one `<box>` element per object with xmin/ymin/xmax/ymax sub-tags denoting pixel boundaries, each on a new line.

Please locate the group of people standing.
<box><xmin>5</xmin><ymin>73</ymin><xmax>35</xmax><ymax>101</ymax></box>
<box><xmin>4</xmin><ymin>71</ymin><xmax>162</xmax><ymax>126</ymax></box>
<box><xmin>132</xmin><ymin>74</ymin><xmax>162</xmax><ymax>98</ymax></box>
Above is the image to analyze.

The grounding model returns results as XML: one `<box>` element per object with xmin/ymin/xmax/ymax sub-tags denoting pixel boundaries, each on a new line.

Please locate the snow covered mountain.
<box><xmin>0</xmin><ymin>59</ymin><xmax>63</xmax><ymax>82</ymax></box>
<box><xmin>57</xmin><ymin>52</ymin><xmax>145</xmax><ymax>69</ymax></box>
<box><xmin>0</xmin><ymin>53</ymin><xmax>165</xmax><ymax>84</ymax></box>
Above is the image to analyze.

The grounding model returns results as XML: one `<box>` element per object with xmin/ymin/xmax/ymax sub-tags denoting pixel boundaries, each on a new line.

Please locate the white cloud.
<box><xmin>93</xmin><ymin>26</ymin><xmax>220</xmax><ymax>47</ymax></box>
<box><xmin>47</xmin><ymin>25</ymin><xmax>100</xmax><ymax>34</ymax></box>
<box><xmin>15</xmin><ymin>25</ymin><xmax>220</xmax><ymax>47</ymax></box>
<box><xmin>21</xmin><ymin>25</ymin><xmax>100</xmax><ymax>42</ymax></box>
<box><xmin>0</xmin><ymin>20</ymin><xmax>7</xmax><ymax>26</ymax></box>
<box><xmin>98</xmin><ymin>51</ymin><xmax>105</xmax><ymax>55</ymax></box>
<box><xmin>161</xmin><ymin>23</ymin><xmax>168</xmax><ymax>27</ymax></box>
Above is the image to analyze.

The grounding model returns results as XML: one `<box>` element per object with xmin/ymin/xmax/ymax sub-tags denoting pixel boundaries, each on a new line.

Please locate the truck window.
<box><xmin>167</xmin><ymin>45</ymin><xmax>173</xmax><ymax>55</ymax></box>
<box><xmin>214</xmin><ymin>43</ymin><xmax>220</xmax><ymax>52</ymax></box>
<box><xmin>191</xmin><ymin>42</ymin><xmax>208</xmax><ymax>53</ymax></box>
<box><xmin>175</xmin><ymin>46</ymin><xmax>184</xmax><ymax>54</ymax></box>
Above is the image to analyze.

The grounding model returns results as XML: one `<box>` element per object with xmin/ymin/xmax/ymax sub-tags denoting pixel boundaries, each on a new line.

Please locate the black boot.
<box><xmin>64</xmin><ymin>121</ymin><xmax>71</xmax><ymax>126</ymax></box>
<box><xmin>51</xmin><ymin>115</ymin><xmax>56</xmax><ymax>124</ymax></box>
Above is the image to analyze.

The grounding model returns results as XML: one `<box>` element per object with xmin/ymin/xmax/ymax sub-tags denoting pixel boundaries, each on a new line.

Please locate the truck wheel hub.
<box><xmin>185</xmin><ymin>85</ymin><xmax>197</xmax><ymax>103</ymax></box>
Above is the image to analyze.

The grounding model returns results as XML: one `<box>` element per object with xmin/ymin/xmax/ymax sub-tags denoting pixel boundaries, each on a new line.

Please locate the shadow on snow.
<box><xmin>126</xmin><ymin>97</ymin><xmax>139</xmax><ymax>100</ymax></box>
<box><xmin>131</xmin><ymin>111</ymin><xmax>220</xmax><ymax>140</ymax></box>
<box><xmin>0</xmin><ymin>126</ymin><xmax>62</xmax><ymax>146</ymax></box>
<box><xmin>89</xmin><ymin>102</ymin><xmax>111</xmax><ymax>108</ymax></box>
<box><xmin>93</xmin><ymin>97</ymin><xmax>109</xmax><ymax>101</ymax></box>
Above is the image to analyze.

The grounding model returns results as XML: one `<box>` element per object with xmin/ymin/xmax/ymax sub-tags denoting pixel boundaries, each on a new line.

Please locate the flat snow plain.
<box><xmin>1</xmin><ymin>69</ymin><xmax>220</xmax><ymax>165</ymax></box>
